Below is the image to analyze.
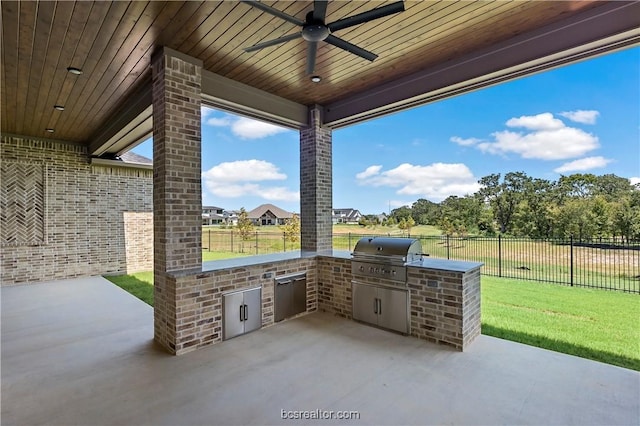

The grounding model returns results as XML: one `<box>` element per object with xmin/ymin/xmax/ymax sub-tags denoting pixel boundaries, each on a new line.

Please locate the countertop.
<box><xmin>199</xmin><ymin>250</ymin><xmax>352</xmax><ymax>273</ymax></box>
<box><xmin>168</xmin><ymin>250</ymin><xmax>481</xmax><ymax>277</ymax></box>
<box><xmin>410</xmin><ymin>258</ymin><xmax>483</xmax><ymax>273</ymax></box>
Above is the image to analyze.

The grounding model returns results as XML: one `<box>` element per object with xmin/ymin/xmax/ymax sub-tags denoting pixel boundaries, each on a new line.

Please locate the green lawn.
<box><xmin>482</xmin><ymin>275</ymin><xmax>640</xmax><ymax>371</ymax></box>
<box><xmin>103</xmin><ymin>270</ymin><xmax>639</xmax><ymax>371</ymax></box>
<box><xmin>105</xmin><ymin>271</ymin><xmax>154</xmax><ymax>306</ymax></box>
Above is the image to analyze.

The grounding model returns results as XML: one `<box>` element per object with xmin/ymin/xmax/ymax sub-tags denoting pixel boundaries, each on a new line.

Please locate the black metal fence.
<box><xmin>202</xmin><ymin>229</ymin><xmax>639</xmax><ymax>293</ymax></box>
<box><xmin>416</xmin><ymin>235</ymin><xmax>639</xmax><ymax>294</ymax></box>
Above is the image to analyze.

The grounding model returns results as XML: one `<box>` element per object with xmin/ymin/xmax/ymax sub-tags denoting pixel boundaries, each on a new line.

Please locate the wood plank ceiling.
<box><xmin>0</xmin><ymin>0</ymin><xmax>619</xmax><ymax>144</ymax></box>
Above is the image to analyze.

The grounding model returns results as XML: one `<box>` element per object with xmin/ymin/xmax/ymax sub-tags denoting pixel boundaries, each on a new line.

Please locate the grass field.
<box><xmin>103</xmin><ymin>272</ymin><xmax>639</xmax><ymax>371</ymax></box>
<box><xmin>481</xmin><ymin>276</ymin><xmax>639</xmax><ymax>371</ymax></box>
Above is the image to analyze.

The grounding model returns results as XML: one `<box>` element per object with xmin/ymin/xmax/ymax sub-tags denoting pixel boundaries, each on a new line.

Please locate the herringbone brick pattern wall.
<box><xmin>1</xmin><ymin>162</ymin><xmax>46</xmax><ymax>246</ymax></box>
<box><xmin>1</xmin><ymin>135</ymin><xmax>153</xmax><ymax>285</ymax></box>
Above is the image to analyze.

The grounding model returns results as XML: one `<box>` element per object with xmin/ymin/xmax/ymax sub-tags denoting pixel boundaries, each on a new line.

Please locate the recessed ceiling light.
<box><xmin>67</xmin><ymin>67</ymin><xmax>83</xmax><ymax>75</ymax></box>
<box><xmin>46</xmin><ymin>128</ymin><xmax>55</xmax><ymax>133</ymax></box>
<box><xmin>53</xmin><ymin>105</ymin><xmax>65</xmax><ymax>111</ymax></box>
<box><xmin>310</xmin><ymin>75</ymin><xmax>321</xmax><ymax>83</ymax></box>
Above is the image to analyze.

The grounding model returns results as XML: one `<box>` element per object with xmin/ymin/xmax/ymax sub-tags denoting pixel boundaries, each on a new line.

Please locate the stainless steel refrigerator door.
<box><xmin>352</xmin><ymin>281</ymin><xmax>379</xmax><ymax>326</ymax></box>
<box><xmin>223</xmin><ymin>291</ymin><xmax>245</xmax><ymax>340</ymax></box>
<box><xmin>243</xmin><ymin>287</ymin><xmax>262</xmax><ymax>333</ymax></box>
<box><xmin>377</xmin><ymin>286</ymin><xmax>409</xmax><ymax>334</ymax></box>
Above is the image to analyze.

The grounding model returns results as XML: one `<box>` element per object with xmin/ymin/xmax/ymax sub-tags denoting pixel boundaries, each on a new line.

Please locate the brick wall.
<box><xmin>0</xmin><ymin>135</ymin><xmax>153</xmax><ymax>285</ymax></box>
<box><xmin>407</xmin><ymin>266</ymin><xmax>482</xmax><ymax>351</ymax></box>
<box><xmin>317</xmin><ymin>256</ymin><xmax>352</xmax><ymax>318</ymax></box>
<box><xmin>300</xmin><ymin>106</ymin><xmax>332</xmax><ymax>251</ymax></box>
<box><xmin>170</xmin><ymin>258</ymin><xmax>317</xmax><ymax>355</ymax></box>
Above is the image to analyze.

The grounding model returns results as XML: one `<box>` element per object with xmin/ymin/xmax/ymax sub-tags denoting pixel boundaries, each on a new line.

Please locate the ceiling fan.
<box><xmin>241</xmin><ymin>0</ymin><xmax>405</xmax><ymax>75</ymax></box>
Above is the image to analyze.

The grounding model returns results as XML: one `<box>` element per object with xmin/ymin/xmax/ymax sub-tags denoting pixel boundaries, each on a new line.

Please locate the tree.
<box><xmin>512</xmin><ymin>177</ymin><xmax>554</xmax><ymax>238</ymax></box>
<box><xmin>611</xmin><ymin>194</ymin><xmax>640</xmax><ymax>242</ymax></box>
<box><xmin>477</xmin><ymin>172</ymin><xmax>530</xmax><ymax>234</ymax></box>
<box><xmin>550</xmin><ymin>199</ymin><xmax>597</xmax><ymax>240</ymax></box>
<box><xmin>411</xmin><ymin>198</ymin><xmax>439</xmax><ymax>225</ymax></box>
<box><xmin>280</xmin><ymin>214</ymin><xmax>300</xmax><ymax>243</ymax></box>
<box><xmin>556</xmin><ymin>174</ymin><xmax>597</xmax><ymax>201</ymax></box>
<box><xmin>236</xmin><ymin>208</ymin><xmax>254</xmax><ymax>240</ymax></box>
<box><xmin>390</xmin><ymin>205</ymin><xmax>412</xmax><ymax>223</ymax></box>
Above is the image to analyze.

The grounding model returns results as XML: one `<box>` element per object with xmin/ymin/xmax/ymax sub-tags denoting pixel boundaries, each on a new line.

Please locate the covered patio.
<box><xmin>2</xmin><ymin>1</ymin><xmax>640</xmax><ymax>424</ymax></box>
<box><xmin>2</xmin><ymin>276</ymin><xmax>638</xmax><ymax>425</ymax></box>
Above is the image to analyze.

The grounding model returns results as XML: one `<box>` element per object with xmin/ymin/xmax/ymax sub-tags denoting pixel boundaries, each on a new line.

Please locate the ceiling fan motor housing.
<box><xmin>302</xmin><ymin>24</ymin><xmax>330</xmax><ymax>42</ymax></box>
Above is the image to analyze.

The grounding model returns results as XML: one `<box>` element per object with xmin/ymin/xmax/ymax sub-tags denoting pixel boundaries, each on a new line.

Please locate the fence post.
<box><xmin>255</xmin><ymin>231</ymin><xmax>259</xmax><ymax>255</ymax></box>
<box><xmin>348</xmin><ymin>232</ymin><xmax>352</xmax><ymax>251</ymax></box>
<box><xmin>231</xmin><ymin>231</ymin><xmax>234</xmax><ymax>253</ymax></box>
<box><xmin>283</xmin><ymin>232</ymin><xmax>286</xmax><ymax>252</ymax></box>
<box><xmin>446</xmin><ymin>234</ymin><xmax>450</xmax><ymax>259</ymax></box>
<box><xmin>570</xmin><ymin>235</ymin><xmax>574</xmax><ymax>287</ymax></box>
<box><xmin>208</xmin><ymin>229</ymin><xmax>211</xmax><ymax>252</ymax></box>
<box><xmin>498</xmin><ymin>234</ymin><xmax>502</xmax><ymax>278</ymax></box>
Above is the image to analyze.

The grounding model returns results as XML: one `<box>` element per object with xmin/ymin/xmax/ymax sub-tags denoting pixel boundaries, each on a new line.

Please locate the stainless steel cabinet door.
<box><xmin>243</xmin><ymin>287</ymin><xmax>262</xmax><ymax>333</ymax></box>
<box><xmin>292</xmin><ymin>277</ymin><xmax>307</xmax><ymax>317</ymax></box>
<box><xmin>223</xmin><ymin>291</ymin><xmax>244</xmax><ymax>340</ymax></box>
<box><xmin>274</xmin><ymin>279</ymin><xmax>291</xmax><ymax>322</ymax></box>
<box><xmin>377</xmin><ymin>287</ymin><xmax>409</xmax><ymax>334</ymax></box>
<box><xmin>352</xmin><ymin>282</ymin><xmax>378</xmax><ymax>326</ymax></box>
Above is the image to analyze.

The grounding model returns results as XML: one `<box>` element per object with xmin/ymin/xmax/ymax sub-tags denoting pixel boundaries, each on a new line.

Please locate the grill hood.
<box><xmin>352</xmin><ymin>237</ymin><xmax>423</xmax><ymax>264</ymax></box>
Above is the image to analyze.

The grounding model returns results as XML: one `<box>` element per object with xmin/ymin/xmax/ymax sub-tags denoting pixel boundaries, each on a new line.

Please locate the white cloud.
<box><xmin>356</xmin><ymin>165</ymin><xmax>383</xmax><ymax>179</ymax></box>
<box><xmin>629</xmin><ymin>177</ymin><xmax>640</xmax><ymax>186</ymax></box>
<box><xmin>450</xmin><ymin>136</ymin><xmax>481</xmax><ymax>146</ymax></box>
<box><xmin>202</xmin><ymin>160</ymin><xmax>299</xmax><ymax>201</ymax></box>
<box><xmin>231</xmin><ymin>117</ymin><xmax>288</xmax><ymax>139</ymax></box>
<box><xmin>559</xmin><ymin>110</ymin><xmax>600</xmax><ymax>124</ymax></box>
<box><xmin>355</xmin><ymin>162</ymin><xmax>481</xmax><ymax>202</ymax></box>
<box><xmin>506</xmin><ymin>113</ymin><xmax>565</xmax><ymax>131</ymax></box>
<box><xmin>207</xmin><ymin>117</ymin><xmax>232</xmax><ymax>127</ymax></box>
<box><xmin>203</xmin><ymin>159</ymin><xmax>286</xmax><ymax>183</ymax></box>
<box><xmin>202</xmin><ymin>109</ymin><xmax>289</xmax><ymax>139</ymax></box>
<box><xmin>553</xmin><ymin>156</ymin><xmax>613</xmax><ymax>173</ymax></box>
<box><xmin>454</xmin><ymin>112</ymin><xmax>601</xmax><ymax>160</ymax></box>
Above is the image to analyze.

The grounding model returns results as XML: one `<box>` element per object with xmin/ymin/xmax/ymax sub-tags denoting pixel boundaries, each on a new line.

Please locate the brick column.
<box><xmin>300</xmin><ymin>105</ymin><xmax>332</xmax><ymax>252</ymax></box>
<box><xmin>152</xmin><ymin>47</ymin><xmax>202</xmax><ymax>354</ymax></box>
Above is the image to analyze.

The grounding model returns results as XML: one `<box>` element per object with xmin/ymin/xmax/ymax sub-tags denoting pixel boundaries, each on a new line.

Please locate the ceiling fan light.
<box><xmin>310</xmin><ymin>75</ymin><xmax>322</xmax><ymax>83</ymax></box>
<box><xmin>53</xmin><ymin>105</ymin><xmax>65</xmax><ymax>111</ymax></box>
<box><xmin>46</xmin><ymin>128</ymin><xmax>55</xmax><ymax>133</ymax></box>
<box><xmin>67</xmin><ymin>67</ymin><xmax>83</xmax><ymax>75</ymax></box>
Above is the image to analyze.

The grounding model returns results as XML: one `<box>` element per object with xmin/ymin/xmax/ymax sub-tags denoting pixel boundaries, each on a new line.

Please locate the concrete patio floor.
<box><xmin>2</xmin><ymin>277</ymin><xmax>638</xmax><ymax>426</ymax></box>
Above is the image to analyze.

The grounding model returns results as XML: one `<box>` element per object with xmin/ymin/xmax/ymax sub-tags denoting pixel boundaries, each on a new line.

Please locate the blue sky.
<box><xmin>133</xmin><ymin>47</ymin><xmax>639</xmax><ymax>215</ymax></box>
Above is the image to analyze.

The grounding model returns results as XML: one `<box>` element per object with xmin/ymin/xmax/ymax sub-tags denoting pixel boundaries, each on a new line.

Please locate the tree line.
<box><xmin>387</xmin><ymin>172</ymin><xmax>640</xmax><ymax>241</ymax></box>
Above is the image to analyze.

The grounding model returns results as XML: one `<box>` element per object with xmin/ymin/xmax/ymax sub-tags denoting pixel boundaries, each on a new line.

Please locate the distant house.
<box><xmin>225</xmin><ymin>210</ymin><xmax>239</xmax><ymax>226</ymax></box>
<box><xmin>202</xmin><ymin>206</ymin><xmax>225</xmax><ymax>226</ymax></box>
<box><xmin>332</xmin><ymin>208</ymin><xmax>363</xmax><ymax>224</ymax></box>
<box><xmin>247</xmin><ymin>204</ymin><xmax>294</xmax><ymax>226</ymax></box>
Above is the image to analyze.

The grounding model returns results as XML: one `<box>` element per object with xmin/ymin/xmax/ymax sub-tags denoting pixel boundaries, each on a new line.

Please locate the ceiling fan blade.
<box><xmin>325</xmin><ymin>35</ymin><xmax>378</xmax><ymax>61</ymax></box>
<box><xmin>328</xmin><ymin>1</ymin><xmax>405</xmax><ymax>32</ymax></box>
<box><xmin>306</xmin><ymin>41</ymin><xmax>318</xmax><ymax>75</ymax></box>
<box><xmin>244</xmin><ymin>33</ymin><xmax>302</xmax><ymax>52</ymax></box>
<box><xmin>313</xmin><ymin>0</ymin><xmax>328</xmax><ymax>22</ymax></box>
<box><xmin>240</xmin><ymin>0</ymin><xmax>304</xmax><ymax>26</ymax></box>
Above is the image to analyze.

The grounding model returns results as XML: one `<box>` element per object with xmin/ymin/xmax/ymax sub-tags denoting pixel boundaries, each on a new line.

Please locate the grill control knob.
<box><xmin>359</xmin><ymin>266</ymin><xmax>364</xmax><ymax>271</ymax></box>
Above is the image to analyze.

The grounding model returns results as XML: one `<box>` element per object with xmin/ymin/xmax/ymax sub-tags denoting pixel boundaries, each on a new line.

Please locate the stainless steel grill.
<box><xmin>351</xmin><ymin>237</ymin><xmax>424</xmax><ymax>283</ymax></box>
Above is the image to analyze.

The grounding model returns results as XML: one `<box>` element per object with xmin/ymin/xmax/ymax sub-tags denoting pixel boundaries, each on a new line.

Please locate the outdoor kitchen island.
<box><xmin>165</xmin><ymin>250</ymin><xmax>481</xmax><ymax>355</ymax></box>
